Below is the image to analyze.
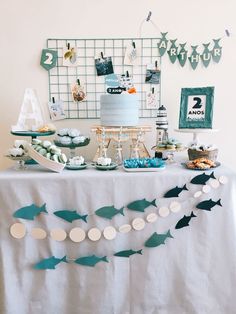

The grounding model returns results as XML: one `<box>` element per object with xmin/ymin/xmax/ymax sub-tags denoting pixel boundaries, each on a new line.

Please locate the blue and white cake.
<box><xmin>100</xmin><ymin>94</ymin><xmax>139</xmax><ymax>126</ymax></box>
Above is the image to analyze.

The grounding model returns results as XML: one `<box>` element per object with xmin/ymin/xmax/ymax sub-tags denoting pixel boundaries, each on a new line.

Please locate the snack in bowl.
<box><xmin>186</xmin><ymin>158</ymin><xmax>216</xmax><ymax>170</ymax></box>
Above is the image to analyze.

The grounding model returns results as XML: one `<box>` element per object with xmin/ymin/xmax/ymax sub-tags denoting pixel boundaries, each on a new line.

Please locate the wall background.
<box><xmin>0</xmin><ymin>0</ymin><xmax>235</xmax><ymax>170</ymax></box>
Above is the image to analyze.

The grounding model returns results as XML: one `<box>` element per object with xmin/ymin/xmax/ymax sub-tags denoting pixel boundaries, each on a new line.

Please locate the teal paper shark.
<box><xmin>114</xmin><ymin>249</ymin><xmax>142</xmax><ymax>258</ymax></box>
<box><xmin>95</xmin><ymin>206</ymin><xmax>124</xmax><ymax>220</ymax></box>
<box><xmin>175</xmin><ymin>211</ymin><xmax>196</xmax><ymax>229</ymax></box>
<box><xmin>53</xmin><ymin>210</ymin><xmax>88</xmax><ymax>223</ymax></box>
<box><xmin>196</xmin><ymin>199</ymin><xmax>222</xmax><ymax>211</ymax></box>
<box><xmin>13</xmin><ymin>203</ymin><xmax>47</xmax><ymax>220</ymax></box>
<box><xmin>127</xmin><ymin>198</ymin><xmax>157</xmax><ymax>212</ymax></box>
<box><xmin>190</xmin><ymin>172</ymin><xmax>215</xmax><ymax>185</ymax></box>
<box><xmin>145</xmin><ymin>230</ymin><xmax>173</xmax><ymax>248</ymax></box>
<box><xmin>164</xmin><ymin>184</ymin><xmax>188</xmax><ymax>198</ymax></box>
<box><xmin>74</xmin><ymin>255</ymin><xmax>109</xmax><ymax>267</ymax></box>
<box><xmin>34</xmin><ymin>256</ymin><xmax>67</xmax><ymax>270</ymax></box>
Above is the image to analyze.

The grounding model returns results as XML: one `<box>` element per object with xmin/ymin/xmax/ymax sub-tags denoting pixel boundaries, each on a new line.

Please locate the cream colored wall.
<box><xmin>0</xmin><ymin>0</ymin><xmax>235</xmax><ymax>170</ymax></box>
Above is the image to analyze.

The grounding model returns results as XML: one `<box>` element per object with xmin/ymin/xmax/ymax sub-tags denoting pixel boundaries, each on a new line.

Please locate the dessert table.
<box><xmin>0</xmin><ymin>164</ymin><xmax>236</xmax><ymax>314</ymax></box>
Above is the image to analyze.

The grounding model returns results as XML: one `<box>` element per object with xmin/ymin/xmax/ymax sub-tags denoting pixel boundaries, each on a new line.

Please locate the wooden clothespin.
<box><xmin>101</xmin><ymin>52</ymin><xmax>104</xmax><ymax>59</ymax></box>
<box><xmin>146</xmin><ymin>11</ymin><xmax>152</xmax><ymax>22</ymax></box>
<box><xmin>77</xmin><ymin>79</ymin><xmax>80</xmax><ymax>85</ymax></box>
<box><xmin>152</xmin><ymin>87</ymin><xmax>155</xmax><ymax>94</ymax></box>
<box><xmin>67</xmin><ymin>43</ymin><xmax>70</xmax><ymax>50</ymax></box>
<box><xmin>132</xmin><ymin>41</ymin><xmax>136</xmax><ymax>49</ymax></box>
<box><xmin>126</xmin><ymin>71</ymin><xmax>129</xmax><ymax>77</ymax></box>
<box><xmin>52</xmin><ymin>97</ymin><xmax>55</xmax><ymax>103</ymax></box>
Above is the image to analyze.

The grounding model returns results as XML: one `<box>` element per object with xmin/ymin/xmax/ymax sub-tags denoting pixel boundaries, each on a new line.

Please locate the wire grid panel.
<box><xmin>47</xmin><ymin>38</ymin><xmax>161</xmax><ymax>119</ymax></box>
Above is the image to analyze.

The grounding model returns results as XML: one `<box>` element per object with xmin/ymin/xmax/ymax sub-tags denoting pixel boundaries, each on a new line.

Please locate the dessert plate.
<box><xmin>95</xmin><ymin>163</ymin><xmax>118</xmax><ymax>171</ymax></box>
<box><xmin>66</xmin><ymin>163</ymin><xmax>87</xmax><ymax>170</ymax></box>
<box><xmin>182</xmin><ymin>161</ymin><xmax>221</xmax><ymax>171</ymax></box>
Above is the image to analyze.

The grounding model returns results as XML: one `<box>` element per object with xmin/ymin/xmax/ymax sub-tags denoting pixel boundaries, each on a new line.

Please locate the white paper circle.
<box><xmin>169</xmin><ymin>201</ymin><xmax>181</xmax><ymax>213</ymax></box>
<box><xmin>194</xmin><ymin>191</ymin><xmax>202</xmax><ymax>198</ymax></box>
<box><xmin>31</xmin><ymin>228</ymin><xmax>47</xmax><ymax>240</ymax></box>
<box><xmin>50</xmin><ymin>228</ymin><xmax>67</xmax><ymax>242</ymax></box>
<box><xmin>146</xmin><ymin>213</ymin><xmax>158</xmax><ymax>223</ymax></box>
<box><xmin>103</xmin><ymin>226</ymin><xmax>117</xmax><ymax>240</ymax></box>
<box><xmin>219</xmin><ymin>176</ymin><xmax>228</xmax><ymax>185</ymax></box>
<box><xmin>202</xmin><ymin>185</ymin><xmax>211</xmax><ymax>194</ymax></box>
<box><xmin>119</xmin><ymin>224</ymin><xmax>131</xmax><ymax>234</ymax></box>
<box><xmin>88</xmin><ymin>228</ymin><xmax>101</xmax><ymax>241</ymax></box>
<box><xmin>10</xmin><ymin>223</ymin><xmax>26</xmax><ymax>239</ymax></box>
<box><xmin>209</xmin><ymin>179</ymin><xmax>220</xmax><ymax>189</ymax></box>
<box><xmin>132</xmin><ymin>218</ymin><xmax>146</xmax><ymax>231</ymax></box>
<box><xmin>69</xmin><ymin>227</ymin><xmax>86</xmax><ymax>243</ymax></box>
<box><xmin>159</xmin><ymin>207</ymin><xmax>170</xmax><ymax>218</ymax></box>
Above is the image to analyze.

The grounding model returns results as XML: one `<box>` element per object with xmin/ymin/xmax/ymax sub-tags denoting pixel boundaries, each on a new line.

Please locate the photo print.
<box><xmin>145</xmin><ymin>62</ymin><xmax>161</xmax><ymax>84</ymax></box>
<box><xmin>124</xmin><ymin>42</ymin><xmax>140</xmax><ymax>65</ymax></box>
<box><xmin>95</xmin><ymin>54</ymin><xmax>114</xmax><ymax>76</ymax></box>
<box><xmin>63</xmin><ymin>44</ymin><xmax>78</xmax><ymax>67</ymax></box>
<box><xmin>71</xmin><ymin>80</ymin><xmax>86</xmax><ymax>102</ymax></box>
<box><xmin>48</xmin><ymin>98</ymin><xmax>66</xmax><ymax>121</ymax></box>
<box><xmin>146</xmin><ymin>88</ymin><xmax>158</xmax><ymax>109</ymax></box>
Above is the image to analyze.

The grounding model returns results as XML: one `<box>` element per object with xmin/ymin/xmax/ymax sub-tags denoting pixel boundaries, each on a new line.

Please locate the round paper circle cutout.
<box><xmin>69</xmin><ymin>227</ymin><xmax>86</xmax><ymax>243</ymax></box>
<box><xmin>202</xmin><ymin>185</ymin><xmax>211</xmax><ymax>194</ymax></box>
<box><xmin>219</xmin><ymin>176</ymin><xmax>228</xmax><ymax>185</ymax></box>
<box><xmin>194</xmin><ymin>191</ymin><xmax>202</xmax><ymax>198</ymax></box>
<box><xmin>146</xmin><ymin>213</ymin><xmax>158</xmax><ymax>223</ymax></box>
<box><xmin>169</xmin><ymin>201</ymin><xmax>181</xmax><ymax>213</ymax></box>
<box><xmin>31</xmin><ymin>228</ymin><xmax>47</xmax><ymax>240</ymax></box>
<box><xmin>103</xmin><ymin>226</ymin><xmax>117</xmax><ymax>240</ymax></box>
<box><xmin>88</xmin><ymin>228</ymin><xmax>101</xmax><ymax>241</ymax></box>
<box><xmin>50</xmin><ymin>228</ymin><xmax>67</xmax><ymax>242</ymax></box>
<box><xmin>119</xmin><ymin>224</ymin><xmax>131</xmax><ymax>234</ymax></box>
<box><xmin>10</xmin><ymin>223</ymin><xmax>26</xmax><ymax>239</ymax></box>
<box><xmin>159</xmin><ymin>207</ymin><xmax>170</xmax><ymax>218</ymax></box>
<box><xmin>132</xmin><ymin>218</ymin><xmax>145</xmax><ymax>231</ymax></box>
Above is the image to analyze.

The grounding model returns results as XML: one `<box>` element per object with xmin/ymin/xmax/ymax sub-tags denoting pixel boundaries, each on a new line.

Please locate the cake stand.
<box><xmin>54</xmin><ymin>138</ymin><xmax>90</xmax><ymax>158</ymax></box>
<box><xmin>10</xmin><ymin>130</ymin><xmax>56</xmax><ymax>164</ymax></box>
<box><xmin>175</xmin><ymin>129</ymin><xmax>219</xmax><ymax>144</ymax></box>
<box><xmin>5</xmin><ymin>155</ymin><xmax>32</xmax><ymax>170</ymax></box>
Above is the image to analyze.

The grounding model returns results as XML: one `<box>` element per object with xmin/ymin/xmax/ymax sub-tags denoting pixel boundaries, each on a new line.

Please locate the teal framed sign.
<box><xmin>179</xmin><ymin>86</ymin><xmax>214</xmax><ymax>128</ymax></box>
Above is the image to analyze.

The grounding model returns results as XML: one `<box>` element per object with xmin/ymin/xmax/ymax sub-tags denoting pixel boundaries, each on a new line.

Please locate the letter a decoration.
<box><xmin>157</xmin><ymin>32</ymin><xmax>168</xmax><ymax>56</ymax></box>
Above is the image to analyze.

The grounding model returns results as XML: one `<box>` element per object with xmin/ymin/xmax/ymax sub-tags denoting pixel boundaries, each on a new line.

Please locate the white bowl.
<box><xmin>27</xmin><ymin>145</ymin><xmax>65</xmax><ymax>173</ymax></box>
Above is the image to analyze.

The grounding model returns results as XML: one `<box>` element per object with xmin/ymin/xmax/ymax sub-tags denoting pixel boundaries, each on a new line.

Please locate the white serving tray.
<box><xmin>123</xmin><ymin>166</ymin><xmax>165</xmax><ymax>172</ymax></box>
<box><xmin>27</xmin><ymin>145</ymin><xmax>65</xmax><ymax>173</ymax></box>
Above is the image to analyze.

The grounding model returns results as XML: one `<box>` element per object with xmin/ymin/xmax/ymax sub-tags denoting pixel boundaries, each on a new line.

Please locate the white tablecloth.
<box><xmin>0</xmin><ymin>164</ymin><xmax>236</xmax><ymax>314</ymax></box>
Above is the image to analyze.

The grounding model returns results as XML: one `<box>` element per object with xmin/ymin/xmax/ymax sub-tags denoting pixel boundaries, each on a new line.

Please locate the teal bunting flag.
<box><xmin>188</xmin><ymin>46</ymin><xmax>200</xmax><ymax>70</ymax></box>
<box><xmin>177</xmin><ymin>43</ymin><xmax>188</xmax><ymax>67</ymax></box>
<box><xmin>201</xmin><ymin>43</ymin><xmax>211</xmax><ymax>68</ymax></box>
<box><xmin>167</xmin><ymin>39</ymin><xmax>178</xmax><ymax>64</ymax></box>
<box><xmin>157</xmin><ymin>32</ymin><xmax>168</xmax><ymax>56</ymax></box>
<box><xmin>211</xmin><ymin>39</ymin><xmax>222</xmax><ymax>63</ymax></box>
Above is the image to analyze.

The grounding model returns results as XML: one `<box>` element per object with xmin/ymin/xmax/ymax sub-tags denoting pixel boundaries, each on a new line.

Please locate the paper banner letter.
<box><xmin>40</xmin><ymin>49</ymin><xmax>57</xmax><ymax>71</ymax></box>
<box><xmin>188</xmin><ymin>46</ymin><xmax>200</xmax><ymax>70</ymax></box>
<box><xmin>211</xmin><ymin>39</ymin><xmax>222</xmax><ymax>63</ymax></box>
<box><xmin>201</xmin><ymin>43</ymin><xmax>211</xmax><ymax>68</ymax></box>
<box><xmin>167</xmin><ymin>39</ymin><xmax>178</xmax><ymax>64</ymax></box>
<box><xmin>157</xmin><ymin>32</ymin><xmax>168</xmax><ymax>56</ymax></box>
<box><xmin>178</xmin><ymin>43</ymin><xmax>188</xmax><ymax>67</ymax></box>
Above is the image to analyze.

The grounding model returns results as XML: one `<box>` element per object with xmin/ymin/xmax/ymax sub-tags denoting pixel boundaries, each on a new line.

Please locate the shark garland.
<box><xmin>10</xmin><ymin>173</ymin><xmax>228</xmax><ymax>269</ymax></box>
<box><xmin>34</xmin><ymin>194</ymin><xmax>223</xmax><ymax>270</ymax></box>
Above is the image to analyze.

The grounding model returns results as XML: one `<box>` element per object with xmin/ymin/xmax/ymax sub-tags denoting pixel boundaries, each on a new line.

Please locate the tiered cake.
<box><xmin>100</xmin><ymin>94</ymin><xmax>139</xmax><ymax>126</ymax></box>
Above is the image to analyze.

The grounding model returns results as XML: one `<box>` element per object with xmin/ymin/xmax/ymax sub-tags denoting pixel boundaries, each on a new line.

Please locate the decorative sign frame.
<box><xmin>179</xmin><ymin>86</ymin><xmax>214</xmax><ymax>129</ymax></box>
<box><xmin>47</xmin><ymin>38</ymin><xmax>161</xmax><ymax>119</ymax></box>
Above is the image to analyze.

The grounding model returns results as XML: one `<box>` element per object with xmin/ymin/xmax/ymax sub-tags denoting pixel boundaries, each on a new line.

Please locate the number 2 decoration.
<box><xmin>40</xmin><ymin>49</ymin><xmax>58</xmax><ymax>71</ymax></box>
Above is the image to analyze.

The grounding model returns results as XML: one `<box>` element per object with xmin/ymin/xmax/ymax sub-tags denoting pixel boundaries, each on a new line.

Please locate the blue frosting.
<box><xmin>123</xmin><ymin>158</ymin><xmax>165</xmax><ymax>169</ymax></box>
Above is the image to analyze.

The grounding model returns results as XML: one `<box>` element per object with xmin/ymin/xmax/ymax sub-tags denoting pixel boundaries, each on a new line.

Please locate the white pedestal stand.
<box><xmin>175</xmin><ymin>128</ymin><xmax>219</xmax><ymax>144</ymax></box>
